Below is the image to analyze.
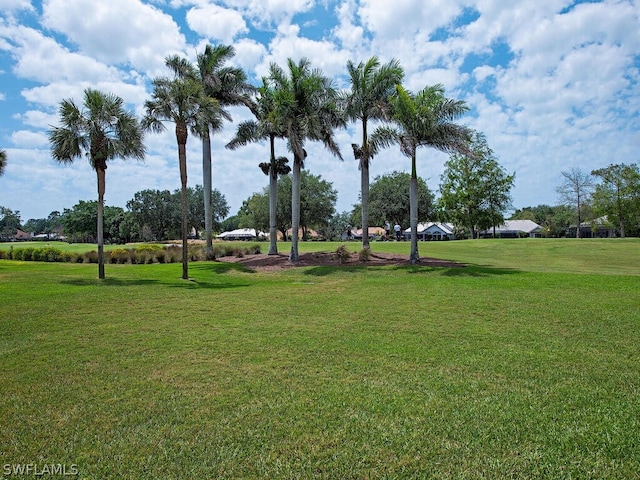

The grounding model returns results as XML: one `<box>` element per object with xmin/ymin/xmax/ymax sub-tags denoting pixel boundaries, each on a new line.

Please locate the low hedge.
<box><xmin>0</xmin><ymin>243</ymin><xmax>262</xmax><ymax>264</ymax></box>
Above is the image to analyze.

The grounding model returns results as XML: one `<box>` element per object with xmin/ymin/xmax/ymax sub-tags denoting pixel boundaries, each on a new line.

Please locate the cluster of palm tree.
<box><xmin>48</xmin><ymin>43</ymin><xmax>473</xmax><ymax>280</ymax></box>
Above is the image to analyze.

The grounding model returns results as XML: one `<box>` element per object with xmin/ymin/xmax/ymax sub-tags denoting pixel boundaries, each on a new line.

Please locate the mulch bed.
<box><xmin>216</xmin><ymin>251</ymin><xmax>465</xmax><ymax>272</ymax></box>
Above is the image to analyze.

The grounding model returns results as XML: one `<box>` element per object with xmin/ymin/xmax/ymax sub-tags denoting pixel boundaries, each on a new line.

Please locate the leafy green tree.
<box><xmin>126</xmin><ymin>189</ymin><xmax>176</xmax><ymax>241</ymax></box>
<box><xmin>321</xmin><ymin>211</ymin><xmax>353</xmax><ymax>241</ymax></box>
<box><xmin>226</xmin><ymin>77</ymin><xmax>290</xmax><ymax>254</ymax></box>
<box><xmin>61</xmin><ymin>201</ymin><xmax>96</xmax><ymax>242</ymax></box>
<box><xmin>591</xmin><ymin>163</ymin><xmax>640</xmax><ymax>237</ymax></box>
<box><xmin>0</xmin><ymin>206</ymin><xmax>21</xmax><ymax>240</ymax></box>
<box><xmin>239</xmin><ymin>171</ymin><xmax>338</xmax><ymax>241</ymax></box>
<box><xmin>356</xmin><ymin>171</ymin><xmax>433</xmax><ymax>230</ymax></box>
<box><xmin>23</xmin><ymin>218</ymin><xmax>49</xmax><ymax>235</ymax></box>
<box><xmin>49</xmin><ymin>88</ymin><xmax>145</xmax><ymax>278</ymax></box>
<box><xmin>300</xmin><ymin>172</ymin><xmax>337</xmax><ymax>239</ymax></box>
<box><xmin>439</xmin><ymin>132</ymin><xmax>514</xmax><ymax>238</ymax></box>
<box><xmin>269</xmin><ymin>58</ymin><xmax>344</xmax><ymax>261</ymax></box>
<box><xmin>556</xmin><ymin>168</ymin><xmax>594</xmax><ymax>238</ymax></box>
<box><xmin>22</xmin><ymin>213</ymin><xmax>63</xmax><ymax>238</ymax></box>
<box><xmin>179</xmin><ymin>185</ymin><xmax>229</xmax><ymax>239</ymax></box>
<box><xmin>143</xmin><ymin>57</ymin><xmax>221</xmax><ymax>279</ymax></box>
<box><xmin>342</xmin><ymin>56</ymin><xmax>404</xmax><ymax>250</ymax></box>
<box><xmin>373</xmin><ymin>84</ymin><xmax>471</xmax><ymax>262</ymax></box>
<box><xmin>237</xmin><ymin>192</ymin><xmax>270</xmax><ymax>236</ymax></box>
<box><xmin>61</xmin><ymin>200</ymin><xmax>125</xmax><ymax>244</ymax></box>
<box><xmin>0</xmin><ymin>149</ymin><xmax>6</xmax><ymax>176</ymax></box>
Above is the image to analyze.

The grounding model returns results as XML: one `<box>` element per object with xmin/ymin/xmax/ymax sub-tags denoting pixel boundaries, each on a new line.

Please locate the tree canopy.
<box><xmin>439</xmin><ymin>132</ymin><xmax>514</xmax><ymax>239</ymax></box>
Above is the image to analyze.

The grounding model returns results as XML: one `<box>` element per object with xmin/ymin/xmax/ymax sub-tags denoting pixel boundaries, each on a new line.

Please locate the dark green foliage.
<box><xmin>439</xmin><ymin>132</ymin><xmax>515</xmax><ymax>238</ymax></box>
<box><xmin>360</xmin><ymin>171</ymin><xmax>433</xmax><ymax>228</ymax></box>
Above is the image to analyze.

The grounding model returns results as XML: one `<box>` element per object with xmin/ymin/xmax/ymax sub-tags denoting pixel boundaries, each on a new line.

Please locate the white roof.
<box><xmin>217</xmin><ymin>228</ymin><xmax>265</xmax><ymax>238</ymax></box>
<box><xmin>404</xmin><ymin>222</ymin><xmax>455</xmax><ymax>234</ymax></box>
<box><xmin>492</xmin><ymin>220</ymin><xmax>542</xmax><ymax>233</ymax></box>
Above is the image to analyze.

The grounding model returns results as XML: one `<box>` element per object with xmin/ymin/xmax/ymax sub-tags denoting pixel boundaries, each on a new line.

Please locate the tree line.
<box><xmin>11</xmin><ymin>40</ymin><xmax>635</xmax><ymax>279</ymax></box>
<box><xmin>516</xmin><ymin>164</ymin><xmax>640</xmax><ymax>238</ymax></box>
<box><xmin>0</xmin><ymin>185</ymin><xmax>228</xmax><ymax>244</ymax></box>
<box><xmin>41</xmin><ymin>40</ymin><xmax>506</xmax><ymax>279</ymax></box>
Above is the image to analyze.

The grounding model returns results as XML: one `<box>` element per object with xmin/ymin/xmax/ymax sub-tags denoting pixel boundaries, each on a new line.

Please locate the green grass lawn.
<box><xmin>1</xmin><ymin>239</ymin><xmax>639</xmax><ymax>478</ymax></box>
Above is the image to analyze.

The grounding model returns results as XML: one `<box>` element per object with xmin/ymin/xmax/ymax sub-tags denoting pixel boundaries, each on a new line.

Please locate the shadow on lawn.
<box><xmin>303</xmin><ymin>264</ymin><xmax>520</xmax><ymax>277</ymax></box>
<box><xmin>61</xmin><ymin>278</ymin><xmax>162</xmax><ymax>287</ymax></box>
<box><xmin>59</xmin><ymin>263</ymin><xmax>252</xmax><ymax>289</ymax></box>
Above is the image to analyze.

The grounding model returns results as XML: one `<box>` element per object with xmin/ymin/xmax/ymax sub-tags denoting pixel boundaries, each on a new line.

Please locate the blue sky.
<box><xmin>1</xmin><ymin>0</ymin><xmax>639</xmax><ymax>222</ymax></box>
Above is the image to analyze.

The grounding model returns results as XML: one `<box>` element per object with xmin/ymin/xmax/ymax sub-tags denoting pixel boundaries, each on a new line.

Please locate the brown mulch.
<box><xmin>216</xmin><ymin>251</ymin><xmax>465</xmax><ymax>272</ymax></box>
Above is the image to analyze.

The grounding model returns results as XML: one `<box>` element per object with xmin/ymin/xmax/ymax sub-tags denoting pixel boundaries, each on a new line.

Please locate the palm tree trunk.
<box><xmin>177</xmin><ymin>124</ymin><xmax>189</xmax><ymax>279</ymax></box>
<box><xmin>361</xmin><ymin>159</ymin><xmax>370</xmax><ymax>250</ymax></box>
<box><xmin>409</xmin><ymin>155</ymin><xmax>420</xmax><ymax>264</ymax></box>
<box><xmin>289</xmin><ymin>156</ymin><xmax>301</xmax><ymax>262</ymax></box>
<box><xmin>361</xmin><ymin>122</ymin><xmax>370</xmax><ymax>250</ymax></box>
<box><xmin>268</xmin><ymin>138</ymin><xmax>278</xmax><ymax>255</ymax></box>
<box><xmin>96</xmin><ymin>167</ymin><xmax>106</xmax><ymax>279</ymax></box>
<box><xmin>202</xmin><ymin>131</ymin><xmax>215</xmax><ymax>260</ymax></box>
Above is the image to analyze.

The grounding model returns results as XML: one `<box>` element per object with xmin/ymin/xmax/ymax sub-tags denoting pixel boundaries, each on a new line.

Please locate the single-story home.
<box><xmin>216</xmin><ymin>228</ymin><xmax>265</xmax><ymax>241</ymax></box>
<box><xmin>13</xmin><ymin>229</ymin><xmax>31</xmax><ymax>241</ymax></box>
<box><xmin>480</xmin><ymin>220</ymin><xmax>543</xmax><ymax>238</ymax></box>
<box><xmin>351</xmin><ymin>226</ymin><xmax>386</xmax><ymax>240</ymax></box>
<box><xmin>568</xmin><ymin>217</ymin><xmax>615</xmax><ymax>238</ymax></box>
<box><xmin>403</xmin><ymin>222</ymin><xmax>456</xmax><ymax>241</ymax></box>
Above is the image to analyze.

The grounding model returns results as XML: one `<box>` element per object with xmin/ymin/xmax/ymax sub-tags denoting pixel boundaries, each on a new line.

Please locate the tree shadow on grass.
<box><xmin>436</xmin><ymin>265</ymin><xmax>519</xmax><ymax>277</ymax></box>
<box><xmin>303</xmin><ymin>264</ymin><xmax>520</xmax><ymax>277</ymax></box>
<box><xmin>60</xmin><ymin>278</ymin><xmax>162</xmax><ymax>287</ymax></box>
<box><xmin>59</xmin><ymin>263</ymin><xmax>253</xmax><ymax>289</ymax></box>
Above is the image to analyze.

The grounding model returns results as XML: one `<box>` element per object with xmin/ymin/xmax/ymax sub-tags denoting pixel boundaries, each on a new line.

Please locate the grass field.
<box><xmin>1</xmin><ymin>238</ymin><xmax>639</xmax><ymax>479</ymax></box>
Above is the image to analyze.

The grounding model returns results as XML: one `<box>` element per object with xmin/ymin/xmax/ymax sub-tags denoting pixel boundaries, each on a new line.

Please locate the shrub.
<box><xmin>61</xmin><ymin>251</ymin><xmax>80</xmax><ymax>263</ymax></box>
<box><xmin>83</xmin><ymin>251</ymin><xmax>98</xmax><ymax>263</ymax></box>
<box><xmin>109</xmin><ymin>248</ymin><xmax>130</xmax><ymax>264</ymax></box>
<box><xmin>136</xmin><ymin>243</ymin><xmax>164</xmax><ymax>253</ymax></box>
<box><xmin>165</xmin><ymin>246</ymin><xmax>181</xmax><ymax>263</ymax></box>
<box><xmin>358</xmin><ymin>248</ymin><xmax>371</xmax><ymax>262</ymax></box>
<box><xmin>335</xmin><ymin>244</ymin><xmax>350</xmax><ymax>264</ymax></box>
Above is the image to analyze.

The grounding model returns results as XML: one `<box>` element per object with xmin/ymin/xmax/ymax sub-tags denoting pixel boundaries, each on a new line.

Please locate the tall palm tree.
<box><xmin>142</xmin><ymin>56</ymin><xmax>221</xmax><ymax>279</ymax></box>
<box><xmin>226</xmin><ymin>78</ymin><xmax>290</xmax><ymax>255</ymax></box>
<box><xmin>373</xmin><ymin>84</ymin><xmax>471</xmax><ymax>263</ymax></box>
<box><xmin>49</xmin><ymin>89</ymin><xmax>145</xmax><ymax>279</ymax></box>
<box><xmin>342</xmin><ymin>56</ymin><xmax>403</xmax><ymax>250</ymax></box>
<box><xmin>269</xmin><ymin>58</ymin><xmax>345</xmax><ymax>261</ymax></box>
<box><xmin>0</xmin><ymin>149</ymin><xmax>6</xmax><ymax>176</ymax></box>
<box><xmin>194</xmin><ymin>45</ymin><xmax>252</xmax><ymax>259</ymax></box>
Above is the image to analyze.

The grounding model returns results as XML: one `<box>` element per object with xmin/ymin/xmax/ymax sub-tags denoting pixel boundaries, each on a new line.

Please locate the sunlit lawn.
<box><xmin>1</xmin><ymin>238</ymin><xmax>639</xmax><ymax>478</ymax></box>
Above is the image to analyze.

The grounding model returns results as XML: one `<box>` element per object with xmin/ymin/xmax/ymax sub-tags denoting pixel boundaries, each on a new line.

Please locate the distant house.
<box><xmin>568</xmin><ymin>217</ymin><xmax>615</xmax><ymax>238</ymax></box>
<box><xmin>216</xmin><ymin>228</ymin><xmax>265</xmax><ymax>241</ymax></box>
<box><xmin>480</xmin><ymin>220</ymin><xmax>543</xmax><ymax>238</ymax></box>
<box><xmin>13</xmin><ymin>229</ymin><xmax>31</xmax><ymax>241</ymax></box>
<box><xmin>403</xmin><ymin>222</ymin><xmax>456</xmax><ymax>241</ymax></box>
<box><xmin>352</xmin><ymin>226</ymin><xmax>386</xmax><ymax>240</ymax></box>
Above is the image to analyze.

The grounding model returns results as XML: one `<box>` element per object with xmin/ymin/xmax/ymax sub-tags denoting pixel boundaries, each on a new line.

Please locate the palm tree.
<box><xmin>373</xmin><ymin>84</ymin><xmax>471</xmax><ymax>263</ymax></box>
<box><xmin>269</xmin><ymin>58</ymin><xmax>345</xmax><ymax>261</ymax></box>
<box><xmin>48</xmin><ymin>89</ymin><xmax>145</xmax><ymax>279</ymax></box>
<box><xmin>0</xmin><ymin>149</ymin><xmax>6</xmax><ymax>176</ymax></box>
<box><xmin>342</xmin><ymin>56</ymin><xmax>403</xmax><ymax>250</ymax></box>
<box><xmin>226</xmin><ymin>78</ymin><xmax>290</xmax><ymax>255</ymax></box>
<box><xmin>193</xmin><ymin>45</ymin><xmax>252</xmax><ymax>259</ymax></box>
<box><xmin>142</xmin><ymin>56</ymin><xmax>221</xmax><ymax>279</ymax></box>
